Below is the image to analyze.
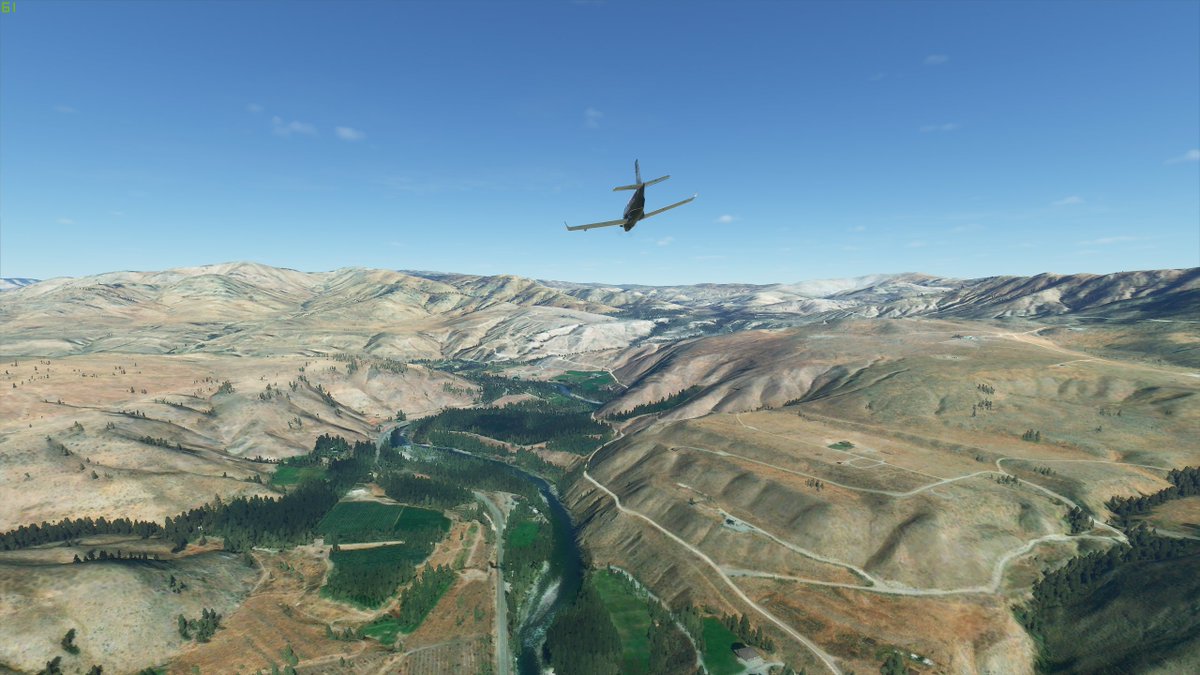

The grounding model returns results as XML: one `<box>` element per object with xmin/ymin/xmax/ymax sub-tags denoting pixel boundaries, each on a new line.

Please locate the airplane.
<box><xmin>565</xmin><ymin>160</ymin><xmax>696</xmax><ymax>232</ymax></box>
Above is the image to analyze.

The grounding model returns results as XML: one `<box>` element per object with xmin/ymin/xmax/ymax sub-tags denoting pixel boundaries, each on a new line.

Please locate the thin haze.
<box><xmin>1</xmin><ymin>0</ymin><xmax>1197</xmax><ymax>285</ymax></box>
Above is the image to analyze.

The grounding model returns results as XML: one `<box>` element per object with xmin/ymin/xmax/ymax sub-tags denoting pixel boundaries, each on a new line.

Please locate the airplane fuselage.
<box><xmin>622</xmin><ymin>185</ymin><xmax>646</xmax><ymax>231</ymax></box>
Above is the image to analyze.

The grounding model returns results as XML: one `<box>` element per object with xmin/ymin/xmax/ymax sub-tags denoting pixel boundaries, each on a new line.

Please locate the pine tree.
<box><xmin>61</xmin><ymin>628</ymin><xmax>80</xmax><ymax>654</ymax></box>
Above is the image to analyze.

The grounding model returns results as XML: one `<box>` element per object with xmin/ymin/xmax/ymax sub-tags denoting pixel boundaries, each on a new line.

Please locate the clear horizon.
<box><xmin>2</xmin><ymin>1</ymin><xmax>1198</xmax><ymax>284</ymax></box>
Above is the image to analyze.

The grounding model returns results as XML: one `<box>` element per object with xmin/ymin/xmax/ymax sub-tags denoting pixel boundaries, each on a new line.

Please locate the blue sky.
<box><xmin>1</xmin><ymin>0</ymin><xmax>1197</xmax><ymax>285</ymax></box>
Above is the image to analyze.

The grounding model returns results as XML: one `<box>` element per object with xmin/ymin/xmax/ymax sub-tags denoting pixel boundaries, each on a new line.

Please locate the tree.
<box><xmin>880</xmin><ymin>651</ymin><xmax>907</xmax><ymax>675</ymax></box>
<box><xmin>86</xmin><ymin>667</ymin><xmax>103</xmax><ymax>675</ymax></box>
<box><xmin>178</xmin><ymin>614</ymin><xmax>190</xmax><ymax>639</ymax></box>
<box><xmin>61</xmin><ymin>628</ymin><xmax>80</xmax><ymax>654</ymax></box>
<box><xmin>38</xmin><ymin>656</ymin><xmax>63</xmax><ymax>675</ymax></box>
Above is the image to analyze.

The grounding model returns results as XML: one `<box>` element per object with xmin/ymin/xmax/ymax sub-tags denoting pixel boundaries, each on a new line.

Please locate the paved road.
<box><xmin>476</xmin><ymin>492</ymin><xmax>511</xmax><ymax>675</ymax></box>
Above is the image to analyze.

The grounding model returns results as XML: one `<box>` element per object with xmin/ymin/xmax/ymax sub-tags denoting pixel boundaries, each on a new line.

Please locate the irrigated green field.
<box><xmin>507</xmin><ymin>521</ymin><xmax>539</xmax><ymax>549</ymax></box>
<box><xmin>270</xmin><ymin>464</ymin><xmax>326</xmax><ymax>487</ymax></box>
<box><xmin>701</xmin><ymin>618</ymin><xmax>743</xmax><ymax>675</ymax></box>
<box><xmin>317</xmin><ymin>501</ymin><xmax>449</xmax><ymax>543</ymax></box>
<box><xmin>593</xmin><ymin>570</ymin><xmax>653</xmax><ymax>674</ymax></box>
<box><xmin>362</xmin><ymin>616</ymin><xmax>403</xmax><ymax>645</ymax></box>
<box><xmin>553</xmin><ymin>370</ymin><xmax>618</xmax><ymax>401</ymax></box>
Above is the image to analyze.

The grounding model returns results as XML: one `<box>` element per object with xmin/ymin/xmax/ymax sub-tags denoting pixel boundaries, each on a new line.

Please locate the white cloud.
<box><xmin>111</xmin><ymin>211</ymin><xmax>125</xmax><ymax>217</ymax></box>
<box><xmin>656</xmin><ymin>236</ymin><xmax>674</xmax><ymax>247</ymax></box>
<box><xmin>849</xmin><ymin>225</ymin><xmax>867</xmax><ymax>232</ymax></box>
<box><xmin>950</xmin><ymin>223</ymin><xmax>984</xmax><ymax>233</ymax></box>
<box><xmin>1052</xmin><ymin>195</ymin><xmax>1084</xmax><ymax>206</ymax></box>
<box><xmin>692</xmin><ymin>254</ymin><xmax>726</xmax><ymax>261</ymax></box>
<box><xmin>57</xmin><ymin>217</ymin><xmax>75</xmax><ymax>225</ymax></box>
<box><xmin>841</xmin><ymin>245</ymin><xmax>861</xmax><ymax>252</ymax></box>
<box><xmin>1080</xmin><ymin>235</ymin><xmax>1139</xmax><ymax>246</ymax></box>
<box><xmin>924</xmin><ymin>54</ymin><xmax>949</xmax><ymax>66</ymax></box>
<box><xmin>53</xmin><ymin>105</ymin><xmax>78</xmax><ymax>114</ymax></box>
<box><xmin>920</xmin><ymin>122</ymin><xmax>960</xmax><ymax>133</ymax></box>
<box><xmin>868</xmin><ymin>72</ymin><xmax>887</xmax><ymax>81</ymax></box>
<box><xmin>715</xmin><ymin>214</ymin><xmax>739</xmax><ymax>224</ymax></box>
<box><xmin>335</xmin><ymin>126</ymin><xmax>366</xmax><ymax>141</ymax></box>
<box><xmin>584</xmin><ymin>107</ymin><xmax>604</xmax><ymax>129</ymax></box>
<box><xmin>271</xmin><ymin>116</ymin><xmax>316</xmax><ymax>137</ymax></box>
<box><xmin>1165</xmin><ymin>149</ymin><xmax>1200</xmax><ymax>164</ymax></box>
<box><xmin>247</xmin><ymin>103</ymin><xmax>264</xmax><ymax>113</ymax></box>
<box><xmin>906</xmin><ymin>240</ymin><xmax>927</xmax><ymax>248</ymax></box>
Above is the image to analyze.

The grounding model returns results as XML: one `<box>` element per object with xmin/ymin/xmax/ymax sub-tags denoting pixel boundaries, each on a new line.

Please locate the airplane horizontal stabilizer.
<box><xmin>612</xmin><ymin>174</ymin><xmax>670</xmax><ymax>192</ymax></box>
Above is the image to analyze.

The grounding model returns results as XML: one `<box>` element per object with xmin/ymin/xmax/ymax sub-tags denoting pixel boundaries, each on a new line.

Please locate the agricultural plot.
<box><xmin>553</xmin><ymin>370</ymin><xmax>619</xmax><ymax>401</ymax></box>
<box><xmin>269</xmin><ymin>464</ymin><xmax>326</xmax><ymax>487</ymax></box>
<box><xmin>317</xmin><ymin>500</ymin><xmax>448</xmax><ymax>544</ymax></box>
<box><xmin>593</xmin><ymin>570</ymin><xmax>653</xmax><ymax>674</ymax></box>
<box><xmin>701</xmin><ymin>617</ymin><xmax>744</xmax><ymax>675</ymax></box>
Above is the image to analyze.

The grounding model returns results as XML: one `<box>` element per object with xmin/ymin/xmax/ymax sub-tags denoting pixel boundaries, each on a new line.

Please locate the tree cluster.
<box><xmin>607</xmin><ymin>387</ymin><xmax>702</xmax><ymax>421</ymax></box>
<box><xmin>542</xmin><ymin>582</ymin><xmax>623</xmax><ymax>675</ymax></box>
<box><xmin>413</xmin><ymin>403</ymin><xmax>609</xmax><ymax>449</ymax></box>
<box><xmin>163</xmin><ymin>479</ymin><xmax>340</xmax><ymax>552</ymax></box>
<box><xmin>379</xmin><ymin>472</ymin><xmax>471</xmax><ymax>509</ymax></box>
<box><xmin>325</xmin><ymin>547</ymin><xmax>421</xmax><ymax>608</ymax></box>
<box><xmin>395</xmin><ymin>563</ymin><xmax>456</xmax><ymax>631</ymax></box>
<box><xmin>177</xmin><ymin>608</ymin><xmax>222</xmax><ymax>642</ymax></box>
<box><xmin>1014</xmin><ymin>523</ymin><xmax>1199</xmax><ymax>639</ymax></box>
<box><xmin>72</xmin><ymin>549</ymin><xmax>157</xmax><ymax>564</ymax></box>
<box><xmin>1021</xmin><ymin>429</ymin><xmax>1041</xmax><ymax>442</ymax></box>
<box><xmin>719</xmin><ymin>611</ymin><xmax>776</xmax><ymax>652</ymax></box>
<box><xmin>1066</xmin><ymin>506</ymin><xmax>1093</xmax><ymax>534</ymax></box>
<box><xmin>1106</xmin><ymin>466</ymin><xmax>1200</xmax><ymax>522</ymax></box>
<box><xmin>1</xmin><ymin>516</ymin><xmax>161</xmax><ymax>551</ymax></box>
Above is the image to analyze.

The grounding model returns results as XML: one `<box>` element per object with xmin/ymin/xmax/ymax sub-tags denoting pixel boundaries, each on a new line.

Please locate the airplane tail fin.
<box><xmin>613</xmin><ymin>160</ymin><xmax>669</xmax><ymax>191</ymax></box>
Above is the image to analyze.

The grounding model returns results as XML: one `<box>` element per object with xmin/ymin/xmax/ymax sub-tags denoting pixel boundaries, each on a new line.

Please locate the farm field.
<box><xmin>553</xmin><ymin>370</ymin><xmax>618</xmax><ymax>401</ymax></box>
<box><xmin>317</xmin><ymin>500</ymin><xmax>449</xmax><ymax>544</ymax></box>
<box><xmin>592</xmin><ymin>570</ymin><xmax>653</xmax><ymax>674</ymax></box>
<box><xmin>271</xmin><ymin>464</ymin><xmax>327</xmax><ymax>487</ymax></box>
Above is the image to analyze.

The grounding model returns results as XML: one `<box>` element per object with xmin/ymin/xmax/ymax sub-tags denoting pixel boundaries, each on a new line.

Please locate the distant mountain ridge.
<box><xmin>0</xmin><ymin>262</ymin><xmax>1195</xmax><ymax>359</ymax></box>
<box><xmin>0</xmin><ymin>278</ymin><xmax>39</xmax><ymax>292</ymax></box>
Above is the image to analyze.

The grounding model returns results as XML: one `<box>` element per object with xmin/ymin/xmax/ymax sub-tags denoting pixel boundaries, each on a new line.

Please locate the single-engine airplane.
<box><xmin>565</xmin><ymin>160</ymin><xmax>695</xmax><ymax>232</ymax></box>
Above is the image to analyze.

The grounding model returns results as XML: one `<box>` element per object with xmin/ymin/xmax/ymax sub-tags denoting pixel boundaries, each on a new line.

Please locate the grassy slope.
<box><xmin>592</xmin><ymin>570</ymin><xmax>653</xmax><ymax>674</ymax></box>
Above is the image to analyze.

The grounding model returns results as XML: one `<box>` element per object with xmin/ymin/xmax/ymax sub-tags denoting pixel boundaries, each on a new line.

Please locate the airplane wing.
<box><xmin>565</xmin><ymin>218</ymin><xmax>626</xmax><ymax>232</ymax></box>
<box><xmin>641</xmin><ymin>194</ymin><xmax>697</xmax><ymax>220</ymax></box>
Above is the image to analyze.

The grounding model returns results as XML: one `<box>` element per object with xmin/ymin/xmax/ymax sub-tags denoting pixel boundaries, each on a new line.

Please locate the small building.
<box><xmin>733</xmin><ymin>644</ymin><xmax>763</xmax><ymax>667</ymax></box>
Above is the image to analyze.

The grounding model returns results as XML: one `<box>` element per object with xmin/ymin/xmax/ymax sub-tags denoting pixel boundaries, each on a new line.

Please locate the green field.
<box><xmin>592</xmin><ymin>571</ymin><xmax>653</xmax><ymax>674</ymax></box>
<box><xmin>317</xmin><ymin>500</ymin><xmax>449</xmax><ymax>543</ymax></box>
<box><xmin>507</xmin><ymin>521</ymin><xmax>539</xmax><ymax>548</ymax></box>
<box><xmin>362</xmin><ymin>616</ymin><xmax>403</xmax><ymax>645</ymax></box>
<box><xmin>701</xmin><ymin>617</ymin><xmax>743</xmax><ymax>675</ymax></box>
<box><xmin>270</xmin><ymin>464</ymin><xmax>326</xmax><ymax>487</ymax></box>
<box><xmin>332</xmin><ymin>543</ymin><xmax>432</xmax><ymax>568</ymax></box>
<box><xmin>553</xmin><ymin>370</ymin><xmax>618</xmax><ymax>401</ymax></box>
